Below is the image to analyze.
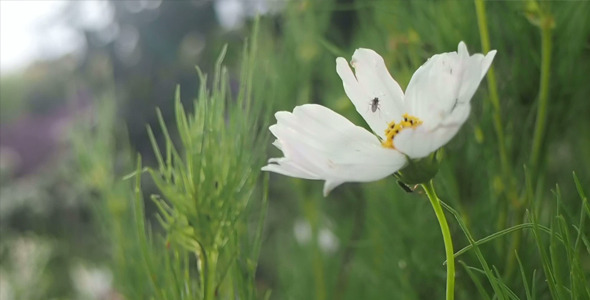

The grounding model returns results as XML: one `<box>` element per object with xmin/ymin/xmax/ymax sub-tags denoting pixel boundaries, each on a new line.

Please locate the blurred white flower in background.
<box><xmin>214</xmin><ymin>0</ymin><xmax>284</xmax><ymax>30</ymax></box>
<box><xmin>0</xmin><ymin>237</ymin><xmax>52</xmax><ymax>300</ymax></box>
<box><xmin>71</xmin><ymin>263</ymin><xmax>113</xmax><ymax>300</ymax></box>
<box><xmin>293</xmin><ymin>219</ymin><xmax>340</xmax><ymax>254</ymax></box>
<box><xmin>263</xmin><ymin>42</ymin><xmax>496</xmax><ymax>195</ymax></box>
<box><xmin>0</xmin><ymin>271</ymin><xmax>14</xmax><ymax>300</ymax></box>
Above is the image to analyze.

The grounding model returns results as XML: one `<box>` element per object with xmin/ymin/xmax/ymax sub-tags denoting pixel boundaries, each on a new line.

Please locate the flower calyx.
<box><xmin>395</xmin><ymin>150</ymin><xmax>441</xmax><ymax>185</ymax></box>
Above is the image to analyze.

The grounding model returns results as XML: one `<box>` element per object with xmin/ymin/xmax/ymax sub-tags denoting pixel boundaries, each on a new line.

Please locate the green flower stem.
<box><xmin>422</xmin><ymin>181</ymin><xmax>455</xmax><ymax>300</ymax></box>
<box><xmin>530</xmin><ymin>14</ymin><xmax>553</xmax><ymax>175</ymax></box>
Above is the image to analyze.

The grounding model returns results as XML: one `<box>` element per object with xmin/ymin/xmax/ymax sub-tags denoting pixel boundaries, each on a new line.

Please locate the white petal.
<box><xmin>395</xmin><ymin>104</ymin><xmax>471</xmax><ymax>159</ymax></box>
<box><xmin>457</xmin><ymin>41</ymin><xmax>469</xmax><ymax>60</ymax></box>
<box><xmin>403</xmin><ymin>53</ymin><xmax>461</xmax><ymax>128</ymax></box>
<box><xmin>323</xmin><ymin>180</ymin><xmax>345</xmax><ymax>197</ymax></box>
<box><xmin>262</xmin><ymin>104</ymin><xmax>407</xmax><ymax>195</ymax></box>
<box><xmin>404</xmin><ymin>42</ymin><xmax>496</xmax><ymax>131</ymax></box>
<box><xmin>394</xmin><ymin>124</ymin><xmax>459</xmax><ymax>159</ymax></box>
<box><xmin>262</xmin><ymin>163</ymin><xmax>318</xmax><ymax>180</ymax></box>
<box><xmin>480</xmin><ymin>50</ymin><xmax>497</xmax><ymax>80</ymax></box>
<box><xmin>336</xmin><ymin>49</ymin><xmax>404</xmax><ymax>139</ymax></box>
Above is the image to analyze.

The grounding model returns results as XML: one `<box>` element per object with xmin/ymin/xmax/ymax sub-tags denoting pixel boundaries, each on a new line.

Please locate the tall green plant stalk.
<box><xmin>422</xmin><ymin>181</ymin><xmax>455</xmax><ymax>300</ymax></box>
<box><xmin>474</xmin><ymin>0</ymin><xmax>513</xmax><ymax>199</ymax></box>
<box><xmin>474</xmin><ymin>1</ymin><xmax>525</xmax><ymax>280</ymax></box>
<box><xmin>506</xmin><ymin>4</ymin><xmax>554</xmax><ymax>280</ymax></box>
<box><xmin>204</xmin><ymin>250</ymin><xmax>218</xmax><ymax>300</ymax></box>
<box><xmin>529</xmin><ymin>13</ymin><xmax>554</xmax><ymax>176</ymax></box>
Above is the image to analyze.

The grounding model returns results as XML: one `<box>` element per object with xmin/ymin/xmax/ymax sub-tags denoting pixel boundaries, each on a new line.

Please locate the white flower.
<box><xmin>293</xmin><ymin>219</ymin><xmax>340</xmax><ymax>253</ymax></box>
<box><xmin>263</xmin><ymin>42</ymin><xmax>496</xmax><ymax>196</ymax></box>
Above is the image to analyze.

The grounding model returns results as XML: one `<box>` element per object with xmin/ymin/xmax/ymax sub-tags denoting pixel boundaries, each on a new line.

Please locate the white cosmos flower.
<box><xmin>263</xmin><ymin>42</ymin><xmax>496</xmax><ymax>196</ymax></box>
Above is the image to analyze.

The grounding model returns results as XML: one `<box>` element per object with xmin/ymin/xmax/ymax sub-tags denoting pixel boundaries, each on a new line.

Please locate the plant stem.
<box><xmin>203</xmin><ymin>249</ymin><xmax>218</xmax><ymax>300</ymax></box>
<box><xmin>530</xmin><ymin>14</ymin><xmax>553</xmax><ymax>176</ymax></box>
<box><xmin>422</xmin><ymin>181</ymin><xmax>455</xmax><ymax>300</ymax></box>
<box><xmin>505</xmin><ymin>8</ymin><xmax>553</xmax><ymax>282</ymax></box>
<box><xmin>474</xmin><ymin>0</ymin><xmax>511</xmax><ymax>189</ymax></box>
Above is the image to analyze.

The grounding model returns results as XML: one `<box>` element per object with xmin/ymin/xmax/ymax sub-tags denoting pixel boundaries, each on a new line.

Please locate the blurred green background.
<box><xmin>0</xmin><ymin>0</ymin><xmax>588</xmax><ymax>299</ymax></box>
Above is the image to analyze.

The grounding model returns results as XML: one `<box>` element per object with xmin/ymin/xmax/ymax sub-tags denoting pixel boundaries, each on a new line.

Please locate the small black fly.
<box><xmin>370</xmin><ymin>97</ymin><xmax>380</xmax><ymax>113</ymax></box>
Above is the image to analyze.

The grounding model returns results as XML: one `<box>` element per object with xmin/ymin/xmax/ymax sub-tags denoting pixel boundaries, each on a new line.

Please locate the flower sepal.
<box><xmin>395</xmin><ymin>151</ymin><xmax>441</xmax><ymax>185</ymax></box>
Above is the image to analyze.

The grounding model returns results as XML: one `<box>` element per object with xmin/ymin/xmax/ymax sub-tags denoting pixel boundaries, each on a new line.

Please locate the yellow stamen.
<box><xmin>382</xmin><ymin>113</ymin><xmax>423</xmax><ymax>149</ymax></box>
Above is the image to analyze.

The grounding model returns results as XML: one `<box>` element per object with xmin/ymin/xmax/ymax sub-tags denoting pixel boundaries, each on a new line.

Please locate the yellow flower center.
<box><xmin>382</xmin><ymin>113</ymin><xmax>423</xmax><ymax>149</ymax></box>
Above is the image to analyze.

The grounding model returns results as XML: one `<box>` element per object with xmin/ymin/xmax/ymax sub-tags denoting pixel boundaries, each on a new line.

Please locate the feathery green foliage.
<box><xmin>137</xmin><ymin>23</ymin><xmax>271</xmax><ymax>299</ymax></box>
